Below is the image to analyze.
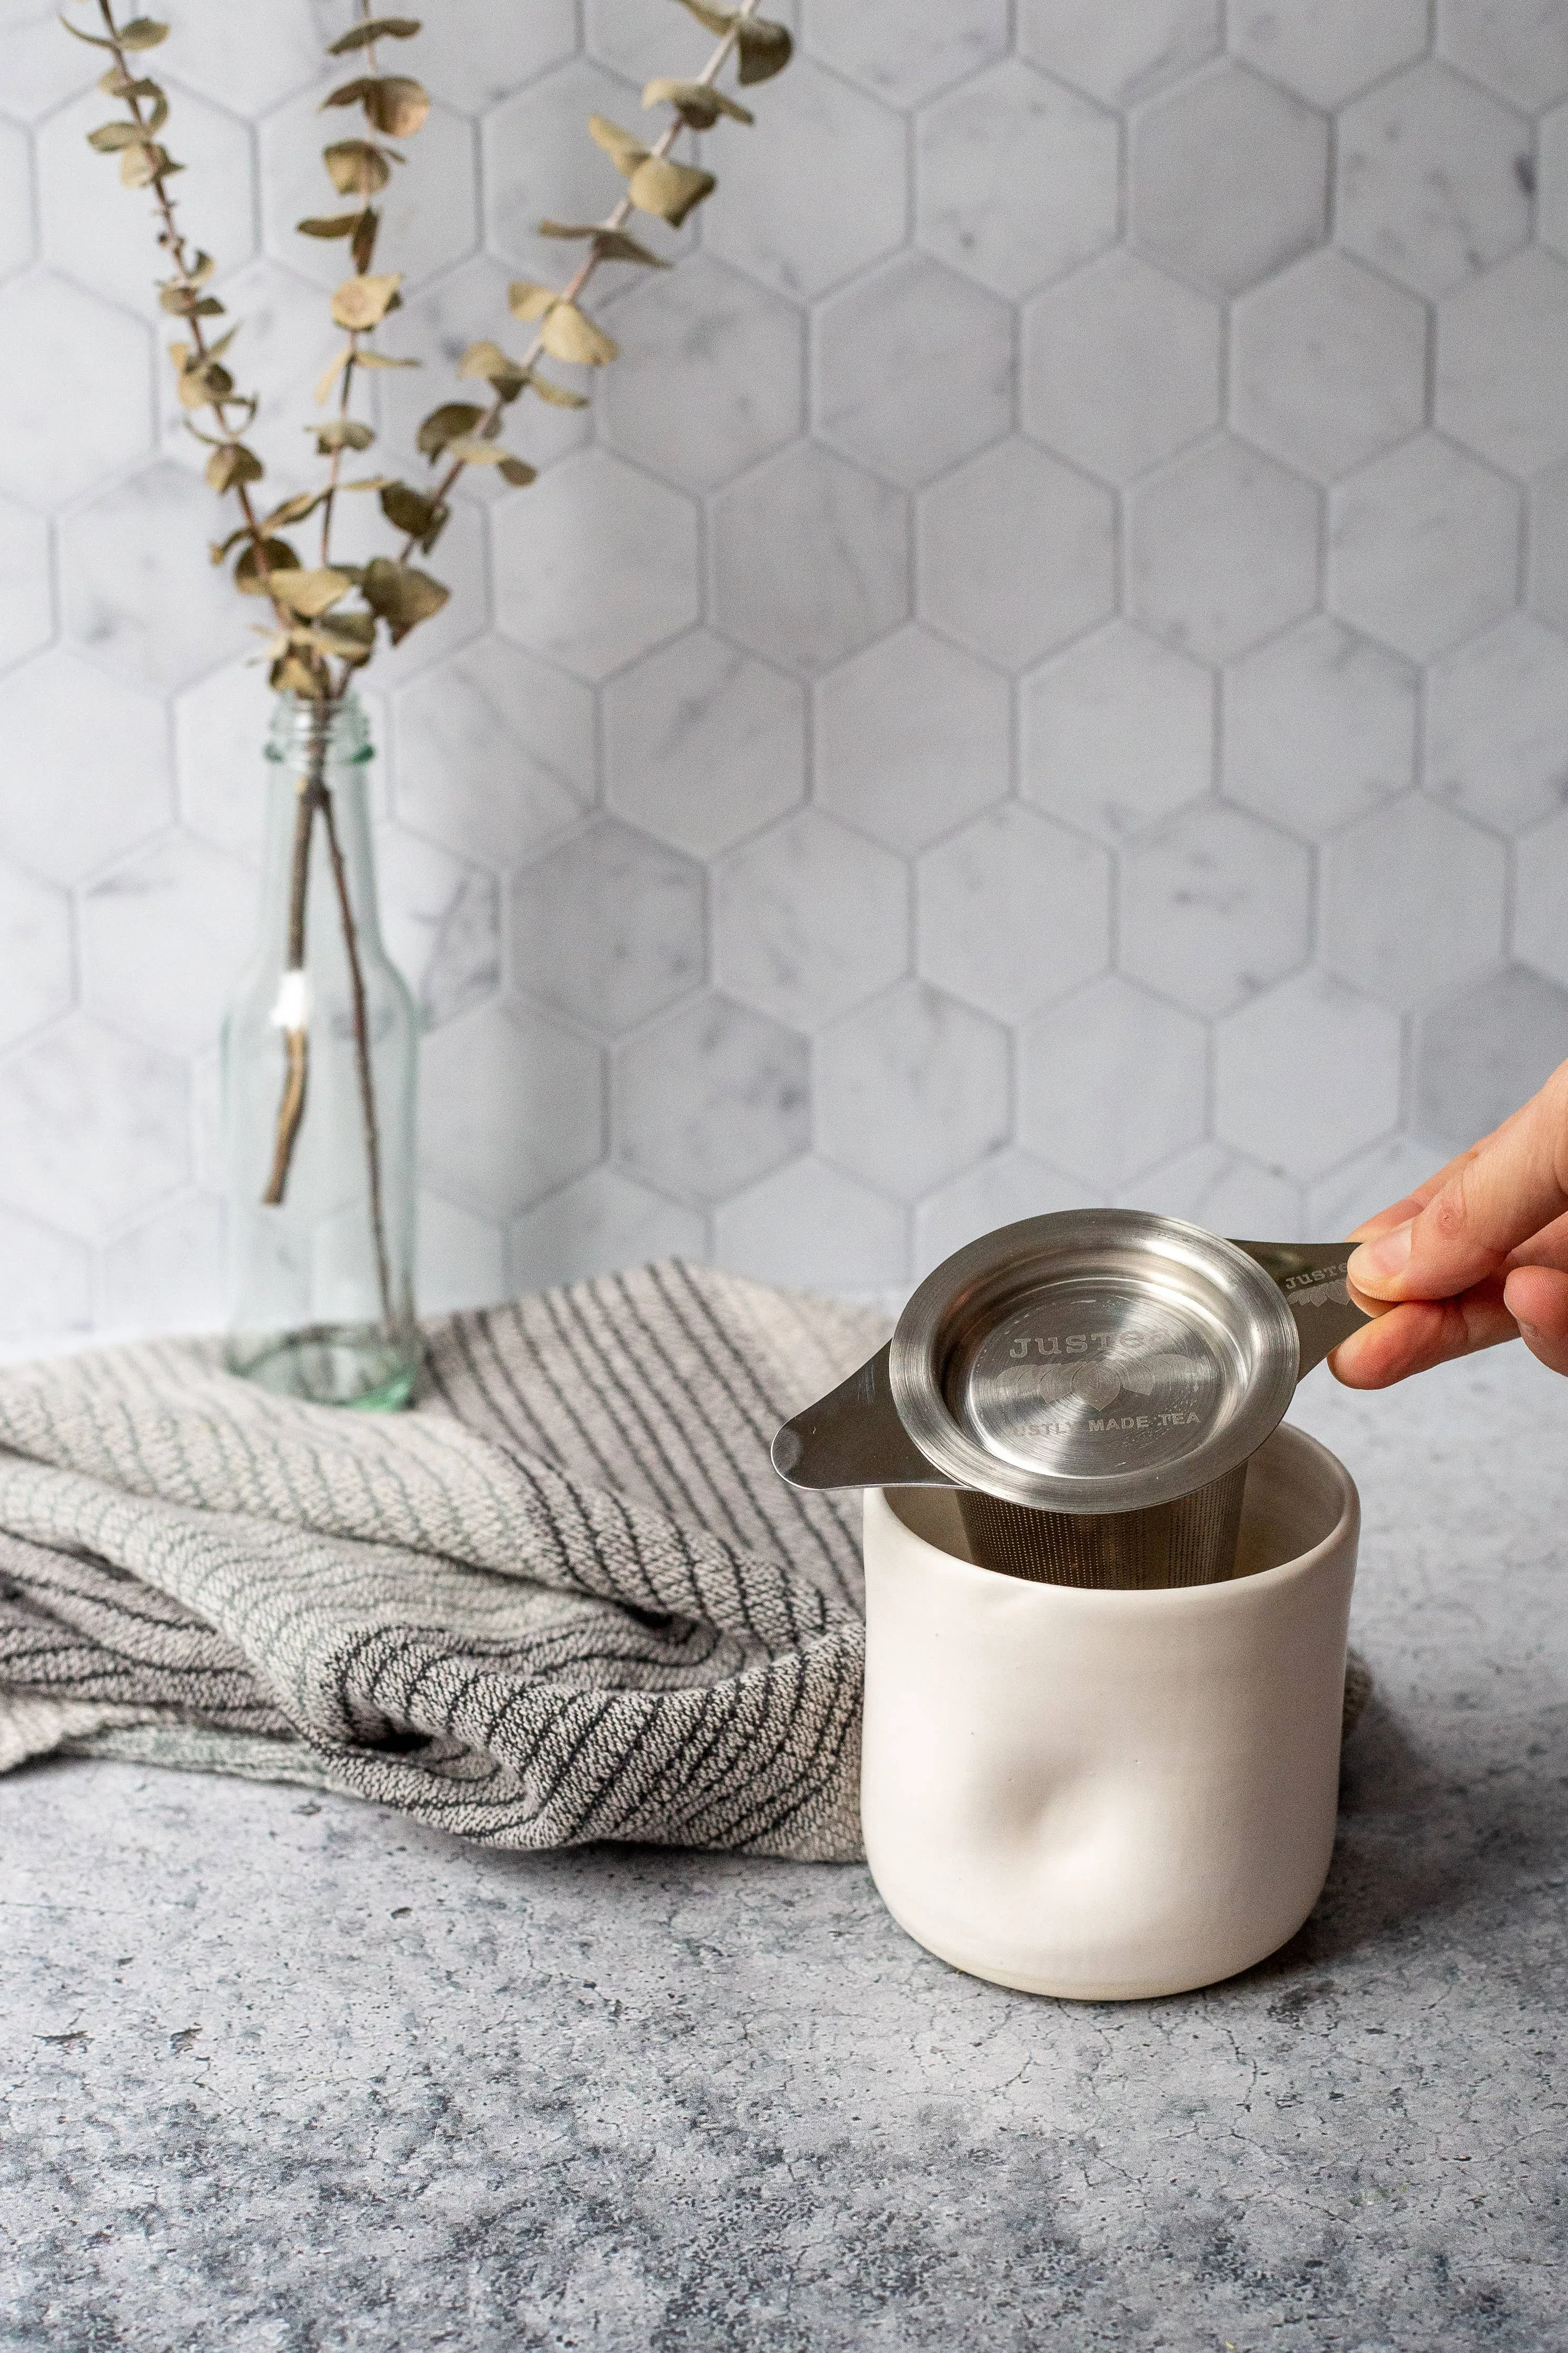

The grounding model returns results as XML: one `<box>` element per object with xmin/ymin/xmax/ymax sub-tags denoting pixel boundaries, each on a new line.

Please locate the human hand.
<box><xmin>1328</xmin><ymin>1061</ymin><xmax>1568</xmax><ymax>1389</ymax></box>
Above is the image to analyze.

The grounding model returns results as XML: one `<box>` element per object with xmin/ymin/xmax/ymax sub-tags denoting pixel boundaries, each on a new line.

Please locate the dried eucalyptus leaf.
<box><xmin>158</xmin><ymin>283</ymin><xmax>223</xmax><ymax>315</ymax></box>
<box><xmin>353</xmin><ymin>349</ymin><xmax>418</xmax><ymax>370</ymax></box>
<box><xmin>205</xmin><ymin>442</ymin><xmax>264</xmax><ymax>492</ymax></box>
<box><xmin>184</xmin><ymin>398</ymin><xmax>256</xmax><ymax>446</ymax></box>
<box><xmin>365</xmin><ymin>76</ymin><xmax>429</xmax><ymax>136</ymax></box>
<box><xmin>498</xmin><ymin>456</ymin><xmax>537</xmax><ymax>487</ymax></box>
<box><xmin>171</xmin><ymin>340</ymin><xmax>234</xmax><ymax>408</ymax></box>
<box><xmin>119</xmin><ymin>140</ymin><xmax>173</xmax><ymax>187</ymax></box>
<box><xmin>296</xmin><ymin>212</ymin><xmax>362</xmax><ymax>238</ymax></box>
<box><xmin>330</xmin><ymin>270</ymin><xmax>402</xmax><ymax>330</ymax></box>
<box><xmin>537</xmin><ymin>218</ymin><xmax>689</xmax><ymax>267</ymax></box>
<box><xmin>311</xmin><ymin>417</ymin><xmax>375</xmax><ymax>453</ymax></box>
<box><xmin>271</xmin><ymin>566</ymin><xmax>352</xmax><ymax>618</ymax></box>
<box><xmin>360</xmin><ymin>557</ymin><xmax>448</xmax><ymax>643</ymax></box>
<box><xmin>587</xmin><ymin>115</ymin><xmax>649</xmax><ymax>177</ymax></box>
<box><xmin>523</xmin><ymin>368</ymin><xmax>590</xmax><ymax>409</ymax></box>
<box><xmin>628</xmin><ymin>154</ymin><xmax>715</xmax><ymax>227</ymax></box>
<box><xmin>117</xmin><ymin>17</ymin><xmax>169</xmax><ymax>50</ymax></box>
<box><xmin>593</xmin><ymin>227</ymin><xmax>671</xmax><ymax>267</ymax></box>
<box><xmin>97</xmin><ymin>70</ymin><xmax>168</xmax><ymax>124</ymax></box>
<box><xmin>235</xmin><ymin>538</ymin><xmax>301</xmax><ymax>594</ymax></box>
<box><xmin>379</xmin><ymin>481</ymin><xmax>437</xmax><ymax>535</ymax></box>
<box><xmin>314</xmin><ymin>344</ymin><xmax>353</xmax><ymax>405</ymax></box>
<box><xmin>271</xmin><ymin>652</ymin><xmax>320</xmax><ymax>696</ymax></box>
<box><xmin>327</xmin><ymin>17</ymin><xmax>421</xmax><ymax>53</ymax></box>
<box><xmin>642</xmin><ymin>77</ymin><xmax>753</xmax><ymax>128</ymax></box>
<box><xmin>734</xmin><ymin>17</ymin><xmax>793</xmax><ymax>84</ymax></box>
<box><xmin>416</xmin><ymin>401</ymin><xmax>484</xmax><ymax>457</ymax></box>
<box><xmin>340</xmin><ymin>474</ymin><xmax>397</xmax><ymax>490</ymax></box>
<box><xmin>312</xmin><ymin>611</ymin><xmax>376</xmax><ymax>650</ymax></box>
<box><xmin>325</xmin><ymin>72</ymin><xmax>428</xmax><ymax>135</ymax></box>
<box><xmin>442</xmin><ymin>436</ymin><xmax>507</xmax><ymax>465</ymax></box>
<box><xmin>310</xmin><ymin>617</ymin><xmax>376</xmax><ymax>663</ymax></box>
<box><xmin>458</xmin><ymin>339</ymin><xmax>527</xmax><ymax>400</ymax></box>
<box><xmin>670</xmin><ymin>5</ymin><xmax>792</xmax><ymax>83</ymax></box>
<box><xmin>323</xmin><ymin>139</ymin><xmax>391</xmax><ymax>196</ymax></box>
<box><xmin>262</xmin><ymin>490</ymin><xmax>324</xmax><ymax>530</ymax></box>
<box><xmin>507</xmin><ymin>279</ymin><xmax>557</xmax><ymax>323</ymax></box>
<box><xmin>539</xmin><ymin>301</ymin><xmax>619</xmax><ymax>367</ymax></box>
<box><xmin>87</xmin><ymin>120</ymin><xmax>148</xmax><ymax>152</ymax></box>
<box><xmin>350</xmin><ymin>207</ymin><xmax>379</xmax><ymax>273</ymax></box>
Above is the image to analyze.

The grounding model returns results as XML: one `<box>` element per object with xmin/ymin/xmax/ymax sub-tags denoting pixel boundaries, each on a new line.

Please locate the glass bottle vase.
<box><xmin>221</xmin><ymin>690</ymin><xmax>420</xmax><ymax>1409</ymax></box>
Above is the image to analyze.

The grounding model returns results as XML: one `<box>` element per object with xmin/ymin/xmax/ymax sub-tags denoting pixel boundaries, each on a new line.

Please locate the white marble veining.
<box><xmin>1322</xmin><ymin>793</ymin><xmax>1509</xmax><ymax>1009</ymax></box>
<box><xmin>1131</xmin><ymin>59</ymin><xmax>1328</xmax><ymax>295</ymax></box>
<box><xmin>1217</xmin><ymin>969</ymin><xmax>1403</xmax><ymax>1178</ymax></box>
<box><xmin>1118</xmin><ymin>799</ymin><xmax>1312</xmax><ymax>1016</ymax></box>
<box><xmin>815</xmin><ymin>979</ymin><xmax>1009</xmax><ymax>1201</ymax></box>
<box><xmin>916</xmin><ymin>801</ymin><xmax>1110</xmax><ymax>1021</ymax></box>
<box><xmin>7</xmin><ymin>0</ymin><xmax>1568</xmax><ymax>1337</ymax></box>
<box><xmin>604</xmin><ymin>629</ymin><xmax>806</xmax><ymax>856</ymax></box>
<box><xmin>713</xmin><ymin>439</ymin><xmax>911</xmax><ymax>673</ymax></box>
<box><xmin>1128</xmin><ymin>434</ymin><xmax>1321</xmax><ymax>661</ymax></box>
<box><xmin>1231</xmin><ymin>248</ymin><xmax>1428</xmax><ymax>482</ymax></box>
<box><xmin>1335</xmin><ymin>60</ymin><xmax>1532</xmax><ymax>300</ymax></box>
<box><xmin>915</xmin><ymin>56</ymin><xmax>1120</xmax><ymax>299</ymax></box>
<box><xmin>816</xmin><ymin>252</ymin><xmax>1014</xmax><ymax>489</ymax></box>
<box><xmin>1021</xmin><ymin>620</ymin><xmax>1214</xmax><ymax>840</ymax></box>
<box><xmin>1018</xmin><ymin>973</ymin><xmax>1208</xmax><ymax>1186</ymax></box>
<box><xmin>1021</xmin><ymin>247</ymin><xmax>1223</xmax><ymax>484</ymax></box>
<box><xmin>714</xmin><ymin>807</ymin><xmax>908</xmax><ymax>1028</ymax></box>
<box><xmin>1223</xmin><ymin>615</ymin><xmax>1418</xmax><ymax>838</ymax></box>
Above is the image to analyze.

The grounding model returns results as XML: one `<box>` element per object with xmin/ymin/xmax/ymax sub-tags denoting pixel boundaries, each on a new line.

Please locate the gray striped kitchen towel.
<box><xmin>0</xmin><ymin>1262</ymin><xmax>886</xmax><ymax>1863</ymax></box>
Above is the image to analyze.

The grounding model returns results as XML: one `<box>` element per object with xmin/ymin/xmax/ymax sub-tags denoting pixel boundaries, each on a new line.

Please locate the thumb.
<box><xmin>1347</xmin><ymin>1063</ymin><xmax>1568</xmax><ymax>1303</ymax></box>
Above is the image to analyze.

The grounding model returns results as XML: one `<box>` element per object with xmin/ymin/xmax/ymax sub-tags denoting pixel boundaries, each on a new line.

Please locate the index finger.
<box><xmin>1346</xmin><ymin>1067</ymin><xmax>1568</xmax><ymax>1303</ymax></box>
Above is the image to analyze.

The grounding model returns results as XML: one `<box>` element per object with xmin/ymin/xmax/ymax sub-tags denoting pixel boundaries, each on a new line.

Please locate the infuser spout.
<box><xmin>771</xmin><ymin>1341</ymin><xmax>956</xmax><ymax>1491</ymax></box>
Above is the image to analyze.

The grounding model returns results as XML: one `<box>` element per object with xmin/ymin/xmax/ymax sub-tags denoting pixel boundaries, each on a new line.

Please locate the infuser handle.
<box><xmin>771</xmin><ymin>1342</ymin><xmax>959</xmax><ymax>1491</ymax></box>
<box><xmin>1228</xmin><ymin>1239</ymin><xmax>1375</xmax><ymax>1380</ymax></box>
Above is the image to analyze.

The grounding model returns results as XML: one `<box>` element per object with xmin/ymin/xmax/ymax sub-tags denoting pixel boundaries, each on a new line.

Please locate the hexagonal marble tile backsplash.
<box><xmin>5</xmin><ymin>0</ymin><xmax>1568</xmax><ymax>1344</ymax></box>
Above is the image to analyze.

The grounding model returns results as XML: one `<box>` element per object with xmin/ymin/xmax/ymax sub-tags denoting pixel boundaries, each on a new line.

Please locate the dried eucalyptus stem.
<box><xmin>404</xmin><ymin>0</ymin><xmax>784</xmax><ymax>554</ymax></box>
<box><xmin>68</xmin><ymin>0</ymin><xmax>792</xmax><ymax>1339</ymax></box>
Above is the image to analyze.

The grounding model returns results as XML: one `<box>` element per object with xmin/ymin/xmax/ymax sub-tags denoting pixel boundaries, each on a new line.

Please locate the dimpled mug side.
<box><xmin>860</xmin><ymin>1422</ymin><xmax>1359</xmax><ymax>2001</ymax></box>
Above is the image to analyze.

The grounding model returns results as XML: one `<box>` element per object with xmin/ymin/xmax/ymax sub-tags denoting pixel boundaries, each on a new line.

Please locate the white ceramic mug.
<box><xmin>861</xmin><ymin>1421</ymin><xmax>1359</xmax><ymax>2001</ymax></box>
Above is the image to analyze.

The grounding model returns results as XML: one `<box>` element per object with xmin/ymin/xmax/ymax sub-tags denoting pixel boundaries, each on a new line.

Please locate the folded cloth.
<box><xmin>0</xmin><ymin>1263</ymin><xmax>884</xmax><ymax>1863</ymax></box>
<box><xmin>0</xmin><ymin>1259</ymin><xmax>1373</xmax><ymax>1863</ymax></box>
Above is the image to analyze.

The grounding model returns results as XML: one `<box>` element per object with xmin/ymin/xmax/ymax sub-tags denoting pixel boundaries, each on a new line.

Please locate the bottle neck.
<box><xmin>266</xmin><ymin>686</ymin><xmax>372</xmax><ymax>772</ymax></box>
<box><xmin>258</xmin><ymin>691</ymin><xmax>385</xmax><ymax>965</ymax></box>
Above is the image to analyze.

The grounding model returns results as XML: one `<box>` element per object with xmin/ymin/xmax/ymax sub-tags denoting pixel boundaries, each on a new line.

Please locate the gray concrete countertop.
<box><xmin>3</xmin><ymin>1344</ymin><xmax>1567</xmax><ymax>2351</ymax></box>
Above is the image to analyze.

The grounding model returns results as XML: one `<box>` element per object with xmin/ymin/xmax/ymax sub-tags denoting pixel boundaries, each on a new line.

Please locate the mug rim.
<box><xmin>873</xmin><ymin>1419</ymin><xmax>1358</xmax><ymax>1614</ymax></box>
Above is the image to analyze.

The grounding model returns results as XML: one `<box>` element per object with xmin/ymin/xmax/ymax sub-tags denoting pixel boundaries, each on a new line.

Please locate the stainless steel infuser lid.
<box><xmin>892</xmin><ymin>1209</ymin><xmax>1297</xmax><ymax>1514</ymax></box>
<box><xmin>772</xmin><ymin>1209</ymin><xmax>1371</xmax><ymax>1515</ymax></box>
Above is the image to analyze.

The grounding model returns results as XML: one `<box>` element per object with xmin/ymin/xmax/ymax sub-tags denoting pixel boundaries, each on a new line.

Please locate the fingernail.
<box><xmin>1348</xmin><ymin>1220</ymin><xmax>1413</xmax><ymax>1288</ymax></box>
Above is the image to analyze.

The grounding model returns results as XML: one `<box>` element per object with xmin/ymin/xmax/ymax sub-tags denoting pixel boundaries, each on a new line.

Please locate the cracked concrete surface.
<box><xmin>2</xmin><ymin>1344</ymin><xmax>1566</xmax><ymax>2349</ymax></box>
